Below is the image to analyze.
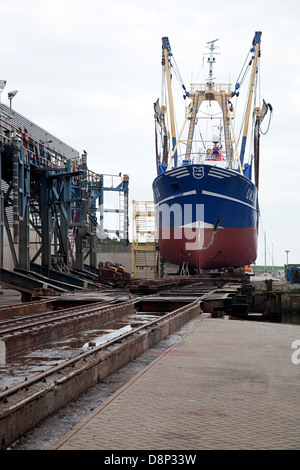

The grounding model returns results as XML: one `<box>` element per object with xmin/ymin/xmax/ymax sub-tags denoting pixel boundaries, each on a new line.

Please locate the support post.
<box><xmin>41</xmin><ymin>173</ymin><xmax>52</xmax><ymax>269</ymax></box>
<box><xmin>0</xmin><ymin>148</ymin><xmax>3</xmax><ymax>268</ymax></box>
<box><xmin>12</xmin><ymin>137</ymin><xmax>20</xmax><ymax>244</ymax></box>
<box><xmin>75</xmin><ymin>152</ymin><xmax>89</xmax><ymax>270</ymax></box>
<box><xmin>18</xmin><ymin>146</ymin><xmax>30</xmax><ymax>270</ymax></box>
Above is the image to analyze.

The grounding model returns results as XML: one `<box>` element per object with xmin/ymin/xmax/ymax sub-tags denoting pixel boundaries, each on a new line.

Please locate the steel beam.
<box><xmin>0</xmin><ymin>267</ymin><xmax>67</xmax><ymax>297</ymax></box>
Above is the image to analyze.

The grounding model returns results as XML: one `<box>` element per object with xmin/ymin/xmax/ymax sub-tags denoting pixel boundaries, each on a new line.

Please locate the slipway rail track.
<box><xmin>0</xmin><ymin>278</ymin><xmax>248</xmax><ymax>449</ymax></box>
<box><xmin>0</xmin><ymin>295</ymin><xmax>202</xmax><ymax>449</ymax></box>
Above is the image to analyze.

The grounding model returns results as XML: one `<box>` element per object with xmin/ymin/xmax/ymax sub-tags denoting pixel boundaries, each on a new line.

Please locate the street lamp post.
<box><xmin>8</xmin><ymin>90</ymin><xmax>18</xmax><ymax>140</ymax></box>
<box><xmin>285</xmin><ymin>250</ymin><xmax>290</xmax><ymax>280</ymax></box>
<box><xmin>0</xmin><ymin>80</ymin><xmax>7</xmax><ymax>140</ymax></box>
<box><xmin>285</xmin><ymin>250</ymin><xmax>290</xmax><ymax>266</ymax></box>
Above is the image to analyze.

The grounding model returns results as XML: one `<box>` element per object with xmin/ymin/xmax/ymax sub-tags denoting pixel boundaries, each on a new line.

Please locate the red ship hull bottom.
<box><xmin>158</xmin><ymin>227</ymin><xmax>257</xmax><ymax>272</ymax></box>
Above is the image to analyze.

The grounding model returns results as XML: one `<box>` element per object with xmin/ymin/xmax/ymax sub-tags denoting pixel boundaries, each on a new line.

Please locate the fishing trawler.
<box><xmin>153</xmin><ymin>32</ymin><xmax>272</xmax><ymax>273</ymax></box>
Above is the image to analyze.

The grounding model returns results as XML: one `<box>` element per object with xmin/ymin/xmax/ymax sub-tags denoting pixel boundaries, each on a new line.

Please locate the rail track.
<box><xmin>0</xmin><ymin>278</ymin><xmax>248</xmax><ymax>449</ymax></box>
<box><xmin>0</xmin><ymin>295</ymin><xmax>203</xmax><ymax>448</ymax></box>
<box><xmin>0</xmin><ymin>296</ymin><xmax>128</xmax><ymax>336</ymax></box>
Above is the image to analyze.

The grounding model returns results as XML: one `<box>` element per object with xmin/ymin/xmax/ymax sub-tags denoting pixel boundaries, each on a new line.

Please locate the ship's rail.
<box><xmin>0</xmin><ymin>116</ymin><xmax>101</xmax><ymax>183</ymax></box>
<box><xmin>175</xmin><ymin>152</ymin><xmax>240</xmax><ymax>171</ymax></box>
<box><xmin>189</xmin><ymin>82</ymin><xmax>232</xmax><ymax>94</ymax></box>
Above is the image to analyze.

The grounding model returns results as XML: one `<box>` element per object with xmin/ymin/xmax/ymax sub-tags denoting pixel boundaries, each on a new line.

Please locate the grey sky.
<box><xmin>1</xmin><ymin>0</ymin><xmax>299</xmax><ymax>265</ymax></box>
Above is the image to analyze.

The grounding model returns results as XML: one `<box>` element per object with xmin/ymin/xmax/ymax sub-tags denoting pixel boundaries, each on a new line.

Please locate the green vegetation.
<box><xmin>252</xmin><ymin>265</ymin><xmax>285</xmax><ymax>278</ymax></box>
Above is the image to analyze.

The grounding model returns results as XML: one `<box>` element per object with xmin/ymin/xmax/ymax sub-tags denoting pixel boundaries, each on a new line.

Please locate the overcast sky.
<box><xmin>1</xmin><ymin>0</ymin><xmax>299</xmax><ymax>266</ymax></box>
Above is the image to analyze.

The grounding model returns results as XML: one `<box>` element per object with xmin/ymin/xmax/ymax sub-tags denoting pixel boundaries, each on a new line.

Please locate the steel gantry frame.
<box><xmin>0</xmin><ymin>103</ymin><xmax>128</xmax><ymax>293</ymax></box>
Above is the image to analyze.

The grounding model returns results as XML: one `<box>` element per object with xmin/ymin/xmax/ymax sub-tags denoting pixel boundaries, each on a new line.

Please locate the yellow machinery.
<box><xmin>131</xmin><ymin>201</ymin><xmax>158</xmax><ymax>278</ymax></box>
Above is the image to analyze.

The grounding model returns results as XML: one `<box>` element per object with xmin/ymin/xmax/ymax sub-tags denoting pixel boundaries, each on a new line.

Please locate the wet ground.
<box><xmin>9</xmin><ymin>316</ymin><xmax>201</xmax><ymax>449</ymax></box>
<box><xmin>0</xmin><ymin>288</ymin><xmax>22</xmax><ymax>306</ymax></box>
<box><xmin>0</xmin><ymin>312</ymin><xmax>161</xmax><ymax>391</ymax></box>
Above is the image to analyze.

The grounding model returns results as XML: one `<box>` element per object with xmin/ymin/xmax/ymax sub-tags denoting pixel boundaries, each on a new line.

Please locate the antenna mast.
<box><xmin>206</xmin><ymin>39</ymin><xmax>219</xmax><ymax>89</ymax></box>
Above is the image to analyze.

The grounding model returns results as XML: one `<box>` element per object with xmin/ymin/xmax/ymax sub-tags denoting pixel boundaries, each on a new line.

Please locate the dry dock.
<box><xmin>50</xmin><ymin>315</ymin><xmax>300</xmax><ymax>451</ymax></box>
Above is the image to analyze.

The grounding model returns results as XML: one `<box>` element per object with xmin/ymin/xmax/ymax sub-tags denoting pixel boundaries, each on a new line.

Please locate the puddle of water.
<box><xmin>0</xmin><ymin>311</ymin><xmax>163</xmax><ymax>392</ymax></box>
<box><xmin>82</xmin><ymin>325</ymin><xmax>132</xmax><ymax>350</ymax></box>
<box><xmin>128</xmin><ymin>313</ymin><xmax>159</xmax><ymax>323</ymax></box>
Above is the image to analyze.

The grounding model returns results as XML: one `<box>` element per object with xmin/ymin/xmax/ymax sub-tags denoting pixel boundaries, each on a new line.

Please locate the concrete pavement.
<box><xmin>51</xmin><ymin>316</ymin><xmax>300</xmax><ymax>450</ymax></box>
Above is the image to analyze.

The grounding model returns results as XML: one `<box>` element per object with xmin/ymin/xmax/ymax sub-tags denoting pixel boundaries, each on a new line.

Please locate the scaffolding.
<box><xmin>0</xmin><ymin>102</ymin><xmax>129</xmax><ymax>280</ymax></box>
<box><xmin>131</xmin><ymin>200</ymin><xmax>158</xmax><ymax>278</ymax></box>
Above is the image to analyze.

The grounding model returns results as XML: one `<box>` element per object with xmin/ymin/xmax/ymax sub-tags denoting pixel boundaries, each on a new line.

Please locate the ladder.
<box><xmin>119</xmin><ymin>190</ymin><xmax>128</xmax><ymax>243</ymax></box>
<box><xmin>220</xmin><ymin>91</ymin><xmax>233</xmax><ymax>162</ymax></box>
<box><xmin>185</xmin><ymin>92</ymin><xmax>200</xmax><ymax>160</ymax></box>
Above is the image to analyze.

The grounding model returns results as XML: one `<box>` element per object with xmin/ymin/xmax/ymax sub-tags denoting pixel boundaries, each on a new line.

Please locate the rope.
<box><xmin>260</xmin><ymin>109</ymin><xmax>273</xmax><ymax>135</ymax></box>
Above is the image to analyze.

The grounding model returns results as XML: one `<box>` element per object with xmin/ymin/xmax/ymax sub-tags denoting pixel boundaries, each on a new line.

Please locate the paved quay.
<box><xmin>51</xmin><ymin>316</ymin><xmax>300</xmax><ymax>450</ymax></box>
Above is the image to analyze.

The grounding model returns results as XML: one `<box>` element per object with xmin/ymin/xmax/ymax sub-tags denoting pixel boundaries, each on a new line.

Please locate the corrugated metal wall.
<box><xmin>0</xmin><ymin>103</ymin><xmax>79</xmax><ymax>159</ymax></box>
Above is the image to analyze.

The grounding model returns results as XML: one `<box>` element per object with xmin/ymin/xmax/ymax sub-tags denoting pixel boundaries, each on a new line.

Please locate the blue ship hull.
<box><xmin>153</xmin><ymin>163</ymin><xmax>258</xmax><ymax>272</ymax></box>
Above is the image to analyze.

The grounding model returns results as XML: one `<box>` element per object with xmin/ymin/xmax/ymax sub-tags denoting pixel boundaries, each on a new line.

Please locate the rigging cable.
<box><xmin>247</xmin><ymin>66</ymin><xmax>259</xmax><ymax>164</ymax></box>
<box><xmin>235</xmin><ymin>50</ymin><xmax>251</xmax><ymax>85</ymax></box>
<box><xmin>170</xmin><ymin>55</ymin><xmax>189</xmax><ymax>99</ymax></box>
<box><xmin>260</xmin><ymin>107</ymin><xmax>273</xmax><ymax>135</ymax></box>
<box><xmin>255</xmin><ymin>56</ymin><xmax>273</xmax><ymax>136</ymax></box>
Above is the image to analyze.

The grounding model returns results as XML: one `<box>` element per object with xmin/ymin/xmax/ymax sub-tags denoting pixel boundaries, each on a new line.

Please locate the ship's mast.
<box><xmin>206</xmin><ymin>39</ymin><xmax>219</xmax><ymax>89</ymax></box>
<box><xmin>162</xmin><ymin>37</ymin><xmax>178</xmax><ymax>167</ymax></box>
<box><xmin>240</xmin><ymin>31</ymin><xmax>262</xmax><ymax>165</ymax></box>
<box><xmin>184</xmin><ymin>38</ymin><xmax>237</xmax><ymax>166</ymax></box>
<box><xmin>159</xmin><ymin>34</ymin><xmax>261</xmax><ymax>172</ymax></box>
